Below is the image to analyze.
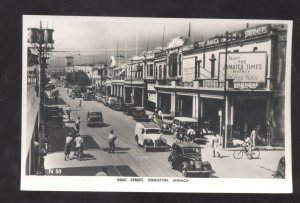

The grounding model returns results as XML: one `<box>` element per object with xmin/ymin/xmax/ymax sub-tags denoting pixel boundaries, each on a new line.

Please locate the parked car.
<box><xmin>83</xmin><ymin>92</ymin><xmax>93</xmax><ymax>101</ymax></box>
<box><xmin>107</xmin><ymin>97</ymin><xmax>118</xmax><ymax>106</ymax></box>
<box><xmin>273</xmin><ymin>156</ymin><xmax>285</xmax><ymax>179</ymax></box>
<box><xmin>171</xmin><ymin>117</ymin><xmax>205</xmax><ymax>144</ymax></box>
<box><xmin>134</xmin><ymin>122</ymin><xmax>167</xmax><ymax>151</ymax></box>
<box><xmin>168</xmin><ymin>142</ymin><xmax>212</xmax><ymax>177</ymax></box>
<box><xmin>87</xmin><ymin>111</ymin><xmax>103</xmax><ymax>127</ymax></box>
<box><xmin>111</xmin><ymin>100</ymin><xmax>124</xmax><ymax>111</ymax></box>
<box><xmin>95</xmin><ymin>93</ymin><xmax>102</xmax><ymax>102</ymax></box>
<box><xmin>100</xmin><ymin>96</ymin><xmax>109</xmax><ymax>106</ymax></box>
<box><xmin>123</xmin><ymin>103</ymin><xmax>135</xmax><ymax>115</ymax></box>
<box><xmin>132</xmin><ymin>107</ymin><xmax>148</xmax><ymax>120</ymax></box>
<box><xmin>154</xmin><ymin>113</ymin><xmax>174</xmax><ymax>133</ymax></box>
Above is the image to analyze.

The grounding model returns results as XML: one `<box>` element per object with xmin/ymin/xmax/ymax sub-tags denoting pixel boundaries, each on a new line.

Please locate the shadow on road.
<box><xmin>101</xmin><ymin>147</ymin><xmax>131</xmax><ymax>153</ymax></box>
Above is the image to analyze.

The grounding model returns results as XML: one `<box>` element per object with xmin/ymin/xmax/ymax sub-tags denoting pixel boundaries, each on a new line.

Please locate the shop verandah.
<box><xmin>155</xmin><ymin>86</ymin><xmax>282</xmax><ymax>148</ymax></box>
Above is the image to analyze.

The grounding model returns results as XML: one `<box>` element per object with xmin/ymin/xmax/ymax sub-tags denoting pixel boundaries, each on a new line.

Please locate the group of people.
<box><xmin>174</xmin><ymin>125</ymin><xmax>196</xmax><ymax>143</ymax></box>
<box><xmin>64</xmin><ymin>132</ymin><xmax>84</xmax><ymax>161</ymax></box>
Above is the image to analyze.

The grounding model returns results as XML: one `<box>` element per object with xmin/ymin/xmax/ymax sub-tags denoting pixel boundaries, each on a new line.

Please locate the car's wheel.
<box><xmin>179</xmin><ymin>163</ymin><xmax>185</xmax><ymax>172</ymax></box>
<box><xmin>135</xmin><ymin>135</ymin><xmax>139</xmax><ymax>145</ymax></box>
<box><xmin>274</xmin><ymin>173</ymin><xmax>284</xmax><ymax>179</ymax></box>
<box><xmin>182</xmin><ymin>170</ymin><xmax>187</xmax><ymax>177</ymax></box>
<box><xmin>170</xmin><ymin>158</ymin><xmax>176</xmax><ymax>169</ymax></box>
<box><xmin>143</xmin><ymin>142</ymin><xmax>148</xmax><ymax>152</ymax></box>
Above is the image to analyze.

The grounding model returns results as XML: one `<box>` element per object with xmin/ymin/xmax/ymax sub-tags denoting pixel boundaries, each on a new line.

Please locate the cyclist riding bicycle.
<box><xmin>242</xmin><ymin>136</ymin><xmax>253</xmax><ymax>159</ymax></box>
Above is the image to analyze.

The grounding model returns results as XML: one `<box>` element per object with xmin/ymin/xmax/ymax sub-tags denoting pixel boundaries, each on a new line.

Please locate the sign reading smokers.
<box><xmin>219</xmin><ymin>52</ymin><xmax>267</xmax><ymax>88</ymax></box>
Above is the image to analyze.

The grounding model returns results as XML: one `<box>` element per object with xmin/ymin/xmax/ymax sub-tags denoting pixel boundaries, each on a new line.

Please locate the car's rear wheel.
<box><xmin>135</xmin><ymin>135</ymin><xmax>139</xmax><ymax>145</ymax></box>
<box><xmin>274</xmin><ymin>173</ymin><xmax>284</xmax><ymax>179</ymax></box>
<box><xmin>182</xmin><ymin>170</ymin><xmax>187</xmax><ymax>177</ymax></box>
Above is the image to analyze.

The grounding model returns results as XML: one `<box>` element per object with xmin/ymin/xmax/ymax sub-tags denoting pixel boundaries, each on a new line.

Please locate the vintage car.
<box><xmin>100</xmin><ymin>96</ymin><xmax>109</xmax><ymax>106</ymax></box>
<box><xmin>83</xmin><ymin>92</ymin><xmax>93</xmax><ymax>101</ymax></box>
<box><xmin>95</xmin><ymin>93</ymin><xmax>102</xmax><ymax>102</ymax></box>
<box><xmin>273</xmin><ymin>156</ymin><xmax>285</xmax><ymax>179</ymax></box>
<box><xmin>134</xmin><ymin>122</ymin><xmax>167</xmax><ymax>151</ymax></box>
<box><xmin>87</xmin><ymin>111</ymin><xmax>103</xmax><ymax>127</ymax></box>
<box><xmin>107</xmin><ymin>97</ymin><xmax>118</xmax><ymax>106</ymax></box>
<box><xmin>154</xmin><ymin>113</ymin><xmax>174</xmax><ymax>133</ymax></box>
<box><xmin>123</xmin><ymin>103</ymin><xmax>135</xmax><ymax>115</ymax></box>
<box><xmin>171</xmin><ymin>117</ymin><xmax>205</xmax><ymax>144</ymax></box>
<box><xmin>111</xmin><ymin>100</ymin><xmax>124</xmax><ymax>111</ymax></box>
<box><xmin>132</xmin><ymin>107</ymin><xmax>148</xmax><ymax>120</ymax></box>
<box><xmin>168</xmin><ymin>142</ymin><xmax>212</xmax><ymax>177</ymax></box>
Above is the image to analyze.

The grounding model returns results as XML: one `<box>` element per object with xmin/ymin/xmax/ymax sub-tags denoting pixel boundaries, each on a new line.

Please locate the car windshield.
<box><xmin>183</xmin><ymin>147</ymin><xmax>201</xmax><ymax>154</ymax></box>
<box><xmin>163</xmin><ymin>116</ymin><xmax>174</xmax><ymax>121</ymax></box>
<box><xmin>183</xmin><ymin>122</ymin><xmax>198</xmax><ymax>129</ymax></box>
<box><xmin>146</xmin><ymin>129</ymin><xmax>161</xmax><ymax>134</ymax></box>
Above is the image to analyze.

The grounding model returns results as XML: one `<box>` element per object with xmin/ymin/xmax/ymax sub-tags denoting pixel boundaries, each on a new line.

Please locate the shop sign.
<box><xmin>219</xmin><ymin>52</ymin><xmax>267</xmax><ymax>87</ymax></box>
<box><xmin>193</xmin><ymin>25</ymin><xmax>271</xmax><ymax>49</ymax></box>
<box><xmin>244</xmin><ymin>25</ymin><xmax>270</xmax><ymax>38</ymax></box>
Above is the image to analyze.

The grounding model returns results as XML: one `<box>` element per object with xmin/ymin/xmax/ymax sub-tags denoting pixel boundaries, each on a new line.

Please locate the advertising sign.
<box><xmin>219</xmin><ymin>52</ymin><xmax>267</xmax><ymax>86</ymax></box>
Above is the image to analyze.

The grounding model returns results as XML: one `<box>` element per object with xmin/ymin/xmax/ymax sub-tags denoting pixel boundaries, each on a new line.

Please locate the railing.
<box><xmin>177</xmin><ymin>81</ymin><xmax>193</xmax><ymax>87</ymax></box>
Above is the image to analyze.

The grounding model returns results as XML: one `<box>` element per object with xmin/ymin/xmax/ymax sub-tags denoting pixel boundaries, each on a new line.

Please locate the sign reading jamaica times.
<box><xmin>219</xmin><ymin>52</ymin><xmax>267</xmax><ymax>88</ymax></box>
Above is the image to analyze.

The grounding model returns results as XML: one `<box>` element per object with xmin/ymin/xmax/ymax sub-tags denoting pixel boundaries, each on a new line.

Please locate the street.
<box><xmin>44</xmin><ymin>87</ymin><xmax>284</xmax><ymax>178</ymax></box>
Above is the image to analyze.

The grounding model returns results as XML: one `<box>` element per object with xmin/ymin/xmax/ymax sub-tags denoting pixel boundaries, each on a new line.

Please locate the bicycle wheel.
<box><xmin>251</xmin><ymin>149</ymin><xmax>260</xmax><ymax>159</ymax></box>
<box><xmin>233</xmin><ymin>150</ymin><xmax>243</xmax><ymax>159</ymax></box>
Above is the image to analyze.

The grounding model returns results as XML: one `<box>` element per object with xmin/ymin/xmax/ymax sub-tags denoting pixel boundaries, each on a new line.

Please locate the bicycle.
<box><xmin>233</xmin><ymin>145</ymin><xmax>260</xmax><ymax>160</ymax></box>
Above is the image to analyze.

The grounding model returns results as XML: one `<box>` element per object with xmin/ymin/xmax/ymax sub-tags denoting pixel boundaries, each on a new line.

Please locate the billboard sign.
<box><xmin>219</xmin><ymin>52</ymin><xmax>267</xmax><ymax>87</ymax></box>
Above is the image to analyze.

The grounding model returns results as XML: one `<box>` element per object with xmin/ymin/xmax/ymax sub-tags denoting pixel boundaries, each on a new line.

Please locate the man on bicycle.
<box><xmin>243</xmin><ymin>136</ymin><xmax>253</xmax><ymax>159</ymax></box>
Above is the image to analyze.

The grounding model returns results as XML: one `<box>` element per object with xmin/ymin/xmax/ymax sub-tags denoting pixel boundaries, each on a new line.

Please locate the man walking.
<box><xmin>75</xmin><ymin>134</ymin><xmax>84</xmax><ymax>161</ymax></box>
<box><xmin>66</xmin><ymin>105</ymin><xmax>71</xmax><ymax>120</ymax></box>
<box><xmin>212</xmin><ymin>133</ymin><xmax>221</xmax><ymax>157</ymax></box>
<box><xmin>108</xmin><ymin>130</ymin><xmax>117</xmax><ymax>153</ymax></box>
<box><xmin>75</xmin><ymin>117</ymin><xmax>81</xmax><ymax>133</ymax></box>
<box><xmin>76</xmin><ymin>100</ymin><xmax>82</xmax><ymax>109</ymax></box>
<box><xmin>250</xmin><ymin>125</ymin><xmax>261</xmax><ymax>148</ymax></box>
<box><xmin>64</xmin><ymin>133</ymin><xmax>73</xmax><ymax>161</ymax></box>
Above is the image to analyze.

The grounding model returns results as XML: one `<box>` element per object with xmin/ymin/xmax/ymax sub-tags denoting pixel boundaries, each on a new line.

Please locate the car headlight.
<box><xmin>189</xmin><ymin>160</ymin><xmax>194</xmax><ymax>165</ymax></box>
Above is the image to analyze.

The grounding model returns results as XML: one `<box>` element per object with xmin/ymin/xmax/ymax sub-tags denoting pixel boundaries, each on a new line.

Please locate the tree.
<box><xmin>66</xmin><ymin>71</ymin><xmax>91</xmax><ymax>87</ymax></box>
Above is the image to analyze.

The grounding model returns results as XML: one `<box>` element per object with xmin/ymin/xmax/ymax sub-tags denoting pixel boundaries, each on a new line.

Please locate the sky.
<box><xmin>24</xmin><ymin>16</ymin><xmax>276</xmax><ymax>64</ymax></box>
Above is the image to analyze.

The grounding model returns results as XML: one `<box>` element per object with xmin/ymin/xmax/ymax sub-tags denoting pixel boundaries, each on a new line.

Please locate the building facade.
<box><xmin>155</xmin><ymin>24</ymin><xmax>287</xmax><ymax>147</ymax></box>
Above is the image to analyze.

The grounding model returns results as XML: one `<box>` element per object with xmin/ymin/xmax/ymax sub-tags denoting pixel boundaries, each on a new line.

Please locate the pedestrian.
<box><xmin>95</xmin><ymin>167</ymin><xmax>108</xmax><ymax>176</ymax></box>
<box><xmin>66</xmin><ymin>105</ymin><xmax>71</xmax><ymax>120</ymax></box>
<box><xmin>212</xmin><ymin>133</ymin><xmax>221</xmax><ymax>157</ymax></box>
<box><xmin>75</xmin><ymin>134</ymin><xmax>84</xmax><ymax>160</ymax></box>
<box><xmin>75</xmin><ymin>117</ymin><xmax>80</xmax><ymax>133</ymax></box>
<box><xmin>76</xmin><ymin>100</ymin><xmax>82</xmax><ymax>109</ymax></box>
<box><xmin>250</xmin><ymin>125</ymin><xmax>261</xmax><ymax>148</ymax></box>
<box><xmin>108</xmin><ymin>130</ymin><xmax>117</xmax><ymax>153</ymax></box>
<box><xmin>64</xmin><ymin>133</ymin><xmax>73</xmax><ymax>161</ymax></box>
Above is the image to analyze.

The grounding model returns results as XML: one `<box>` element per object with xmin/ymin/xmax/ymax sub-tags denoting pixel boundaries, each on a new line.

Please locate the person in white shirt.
<box><xmin>64</xmin><ymin>133</ymin><xmax>73</xmax><ymax>161</ymax></box>
<box><xmin>75</xmin><ymin>117</ymin><xmax>80</xmax><ymax>133</ymax></box>
<box><xmin>108</xmin><ymin>130</ymin><xmax>117</xmax><ymax>153</ymax></box>
<box><xmin>250</xmin><ymin>125</ymin><xmax>261</xmax><ymax>148</ymax></box>
<box><xmin>212</xmin><ymin>133</ymin><xmax>221</xmax><ymax>157</ymax></box>
<box><xmin>75</xmin><ymin>134</ymin><xmax>84</xmax><ymax>160</ymax></box>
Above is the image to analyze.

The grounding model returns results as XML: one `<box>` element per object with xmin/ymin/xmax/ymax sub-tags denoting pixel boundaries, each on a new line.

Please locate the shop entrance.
<box><xmin>202</xmin><ymin>98</ymin><xmax>223</xmax><ymax>134</ymax></box>
<box><xmin>158</xmin><ymin>93</ymin><xmax>171</xmax><ymax>112</ymax></box>
<box><xmin>124</xmin><ymin>87</ymin><xmax>132</xmax><ymax>103</ymax></box>
<box><xmin>134</xmin><ymin>88</ymin><xmax>143</xmax><ymax>107</ymax></box>
<box><xmin>233</xmin><ymin>99</ymin><xmax>266</xmax><ymax>141</ymax></box>
<box><xmin>177</xmin><ymin>95</ymin><xmax>193</xmax><ymax>117</ymax></box>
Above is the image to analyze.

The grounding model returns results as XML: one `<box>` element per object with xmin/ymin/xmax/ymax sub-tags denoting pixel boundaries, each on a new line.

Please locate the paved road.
<box><xmin>44</xmin><ymin>87</ymin><xmax>284</xmax><ymax>178</ymax></box>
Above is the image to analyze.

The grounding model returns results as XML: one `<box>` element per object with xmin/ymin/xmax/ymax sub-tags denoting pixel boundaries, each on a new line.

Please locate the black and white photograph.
<box><xmin>21</xmin><ymin>15</ymin><xmax>292</xmax><ymax>193</ymax></box>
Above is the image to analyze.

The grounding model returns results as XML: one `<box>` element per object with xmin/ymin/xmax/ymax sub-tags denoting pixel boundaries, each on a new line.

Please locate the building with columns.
<box><xmin>155</xmin><ymin>24</ymin><xmax>287</xmax><ymax>147</ymax></box>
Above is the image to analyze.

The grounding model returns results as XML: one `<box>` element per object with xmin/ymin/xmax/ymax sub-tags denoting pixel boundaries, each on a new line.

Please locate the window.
<box><xmin>169</xmin><ymin>53</ymin><xmax>178</xmax><ymax>77</ymax></box>
<box><xmin>178</xmin><ymin>54</ymin><xmax>182</xmax><ymax>76</ymax></box>
<box><xmin>209</xmin><ymin>54</ymin><xmax>216</xmax><ymax>78</ymax></box>
<box><xmin>163</xmin><ymin>65</ymin><xmax>166</xmax><ymax>78</ymax></box>
<box><xmin>195</xmin><ymin>59</ymin><xmax>202</xmax><ymax>78</ymax></box>
<box><xmin>159</xmin><ymin>65</ymin><xmax>162</xmax><ymax>79</ymax></box>
<box><xmin>150</xmin><ymin>64</ymin><xmax>154</xmax><ymax>77</ymax></box>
